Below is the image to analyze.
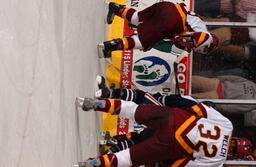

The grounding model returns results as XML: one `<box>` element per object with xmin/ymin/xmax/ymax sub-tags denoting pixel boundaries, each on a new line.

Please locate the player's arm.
<box><xmin>104</xmin><ymin>128</ymin><xmax>155</xmax><ymax>153</ymax></box>
<box><xmin>102</xmin><ymin>132</ymin><xmax>136</xmax><ymax>153</ymax></box>
<box><xmin>192</xmin><ymin>32</ymin><xmax>210</xmax><ymax>47</ymax></box>
<box><xmin>110</xmin><ymin>88</ymin><xmax>164</xmax><ymax>106</ymax></box>
<box><xmin>154</xmin><ymin>94</ymin><xmax>198</xmax><ymax>109</ymax></box>
<box><xmin>171</xmin><ymin>32</ymin><xmax>215</xmax><ymax>54</ymax></box>
<box><xmin>192</xmin><ymin>32</ymin><xmax>219</xmax><ymax>54</ymax></box>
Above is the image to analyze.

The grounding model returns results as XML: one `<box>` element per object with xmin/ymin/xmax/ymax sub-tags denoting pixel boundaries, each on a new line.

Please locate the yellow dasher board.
<box><xmin>103</xmin><ymin>0</ymin><xmax>193</xmax><ymax>136</ymax></box>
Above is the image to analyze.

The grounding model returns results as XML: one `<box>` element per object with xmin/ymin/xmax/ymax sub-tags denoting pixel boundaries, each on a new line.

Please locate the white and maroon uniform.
<box><xmin>96</xmin><ymin>98</ymin><xmax>233</xmax><ymax>167</ymax></box>
<box><xmin>132</xmin><ymin>2</ymin><xmax>213</xmax><ymax>52</ymax></box>
<box><xmin>180</xmin><ymin>104</ymin><xmax>233</xmax><ymax>167</ymax></box>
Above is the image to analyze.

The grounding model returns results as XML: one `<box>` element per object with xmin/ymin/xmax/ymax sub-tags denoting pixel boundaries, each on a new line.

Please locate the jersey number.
<box><xmin>195</xmin><ymin>124</ymin><xmax>221</xmax><ymax>157</ymax></box>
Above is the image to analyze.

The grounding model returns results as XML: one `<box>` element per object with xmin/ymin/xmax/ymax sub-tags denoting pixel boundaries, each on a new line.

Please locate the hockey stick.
<box><xmin>144</xmin><ymin>93</ymin><xmax>163</xmax><ymax>106</ymax></box>
<box><xmin>104</xmin><ymin>58</ymin><xmax>139</xmax><ymax>89</ymax></box>
<box><xmin>97</xmin><ymin>43</ymin><xmax>138</xmax><ymax>88</ymax></box>
<box><xmin>173</xmin><ymin>61</ymin><xmax>181</xmax><ymax>95</ymax></box>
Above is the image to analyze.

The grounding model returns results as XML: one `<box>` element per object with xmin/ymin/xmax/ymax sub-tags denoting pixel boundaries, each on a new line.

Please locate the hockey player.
<box><xmin>101</xmin><ymin>2</ymin><xmax>219</xmax><ymax>58</ymax></box>
<box><xmin>94</xmin><ymin>75</ymin><xmax>204</xmax><ymax>158</ymax></box>
<box><xmin>101</xmin><ymin>131</ymin><xmax>255</xmax><ymax>163</ymax></box>
<box><xmin>77</xmin><ymin>95</ymin><xmax>233</xmax><ymax>167</ymax></box>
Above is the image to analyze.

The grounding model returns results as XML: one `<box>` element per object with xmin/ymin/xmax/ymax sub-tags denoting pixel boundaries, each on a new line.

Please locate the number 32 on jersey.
<box><xmin>195</xmin><ymin>124</ymin><xmax>221</xmax><ymax>157</ymax></box>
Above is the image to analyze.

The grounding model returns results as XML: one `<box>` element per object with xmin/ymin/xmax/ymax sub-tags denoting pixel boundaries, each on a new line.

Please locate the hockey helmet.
<box><xmin>235</xmin><ymin>137</ymin><xmax>253</xmax><ymax>157</ymax></box>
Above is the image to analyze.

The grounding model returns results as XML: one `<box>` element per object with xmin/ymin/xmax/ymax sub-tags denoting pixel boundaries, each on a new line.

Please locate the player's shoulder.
<box><xmin>202</xmin><ymin>103</ymin><xmax>233</xmax><ymax>128</ymax></box>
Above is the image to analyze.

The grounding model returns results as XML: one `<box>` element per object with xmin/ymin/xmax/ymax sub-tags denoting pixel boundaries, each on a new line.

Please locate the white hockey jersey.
<box><xmin>172</xmin><ymin>104</ymin><xmax>233</xmax><ymax>167</ymax></box>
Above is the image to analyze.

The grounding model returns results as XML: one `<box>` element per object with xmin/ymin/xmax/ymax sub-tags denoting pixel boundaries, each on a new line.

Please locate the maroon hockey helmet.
<box><xmin>235</xmin><ymin>137</ymin><xmax>253</xmax><ymax>157</ymax></box>
<box><xmin>207</xmin><ymin>33</ymin><xmax>219</xmax><ymax>53</ymax></box>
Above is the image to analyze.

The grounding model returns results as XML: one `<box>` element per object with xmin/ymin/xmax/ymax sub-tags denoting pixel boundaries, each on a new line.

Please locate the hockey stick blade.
<box><xmin>173</xmin><ymin>62</ymin><xmax>181</xmax><ymax>95</ymax></box>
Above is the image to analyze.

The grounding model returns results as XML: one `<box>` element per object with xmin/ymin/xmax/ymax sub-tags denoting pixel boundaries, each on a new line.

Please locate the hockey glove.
<box><xmin>173</xmin><ymin>36</ymin><xmax>194</xmax><ymax>52</ymax></box>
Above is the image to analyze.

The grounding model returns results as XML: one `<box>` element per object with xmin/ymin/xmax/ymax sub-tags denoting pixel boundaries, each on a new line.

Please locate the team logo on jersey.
<box><xmin>133</xmin><ymin>56</ymin><xmax>171</xmax><ymax>86</ymax></box>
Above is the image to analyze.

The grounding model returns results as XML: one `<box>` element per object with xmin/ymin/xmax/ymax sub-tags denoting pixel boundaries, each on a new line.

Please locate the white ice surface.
<box><xmin>0</xmin><ymin>0</ymin><xmax>106</xmax><ymax>166</ymax></box>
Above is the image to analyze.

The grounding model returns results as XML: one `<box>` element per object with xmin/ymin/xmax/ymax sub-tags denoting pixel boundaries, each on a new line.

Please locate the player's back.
<box><xmin>186</xmin><ymin>104</ymin><xmax>233</xmax><ymax>167</ymax></box>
